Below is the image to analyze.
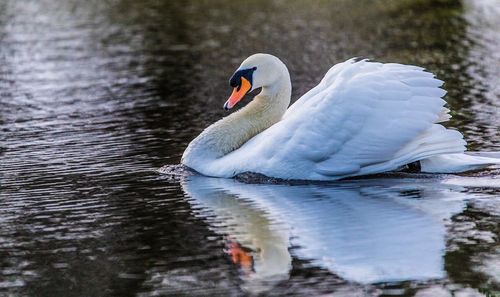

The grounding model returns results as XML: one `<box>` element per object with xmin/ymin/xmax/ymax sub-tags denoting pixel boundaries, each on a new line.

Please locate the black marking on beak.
<box><xmin>229</xmin><ymin>67</ymin><xmax>257</xmax><ymax>89</ymax></box>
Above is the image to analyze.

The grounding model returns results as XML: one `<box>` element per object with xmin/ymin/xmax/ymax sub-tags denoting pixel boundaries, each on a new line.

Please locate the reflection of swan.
<box><xmin>181</xmin><ymin>175</ymin><xmax>476</xmax><ymax>285</ymax></box>
<box><xmin>182</xmin><ymin>54</ymin><xmax>499</xmax><ymax>180</ymax></box>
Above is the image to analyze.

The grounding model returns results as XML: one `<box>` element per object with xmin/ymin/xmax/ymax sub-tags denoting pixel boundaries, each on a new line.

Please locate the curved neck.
<box><xmin>182</xmin><ymin>74</ymin><xmax>291</xmax><ymax>176</ymax></box>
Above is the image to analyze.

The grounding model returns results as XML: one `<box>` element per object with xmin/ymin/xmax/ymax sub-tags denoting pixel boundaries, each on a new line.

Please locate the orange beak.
<box><xmin>224</xmin><ymin>77</ymin><xmax>252</xmax><ymax>110</ymax></box>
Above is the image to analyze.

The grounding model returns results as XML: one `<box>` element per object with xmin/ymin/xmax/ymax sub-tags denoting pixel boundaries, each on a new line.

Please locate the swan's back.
<box><xmin>224</xmin><ymin>59</ymin><xmax>466</xmax><ymax>180</ymax></box>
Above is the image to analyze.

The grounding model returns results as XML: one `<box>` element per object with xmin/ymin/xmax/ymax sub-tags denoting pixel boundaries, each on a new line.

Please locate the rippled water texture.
<box><xmin>1</xmin><ymin>0</ymin><xmax>499</xmax><ymax>296</ymax></box>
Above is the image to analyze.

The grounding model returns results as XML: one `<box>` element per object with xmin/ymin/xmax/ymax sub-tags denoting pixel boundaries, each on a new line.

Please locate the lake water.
<box><xmin>1</xmin><ymin>0</ymin><xmax>499</xmax><ymax>296</ymax></box>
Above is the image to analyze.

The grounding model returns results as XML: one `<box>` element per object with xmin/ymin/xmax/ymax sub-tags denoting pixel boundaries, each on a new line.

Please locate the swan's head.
<box><xmin>224</xmin><ymin>53</ymin><xmax>288</xmax><ymax>110</ymax></box>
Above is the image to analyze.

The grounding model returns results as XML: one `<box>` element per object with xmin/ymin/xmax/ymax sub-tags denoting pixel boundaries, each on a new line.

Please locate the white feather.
<box><xmin>223</xmin><ymin>59</ymin><xmax>473</xmax><ymax>179</ymax></box>
<box><xmin>183</xmin><ymin>55</ymin><xmax>500</xmax><ymax>180</ymax></box>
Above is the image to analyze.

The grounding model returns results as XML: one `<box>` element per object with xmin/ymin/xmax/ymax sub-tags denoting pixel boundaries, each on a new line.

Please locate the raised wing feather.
<box><xmin>233</xmin><ymin>59</ymin><xmax>464</xmax><ymax>180</ymax></box>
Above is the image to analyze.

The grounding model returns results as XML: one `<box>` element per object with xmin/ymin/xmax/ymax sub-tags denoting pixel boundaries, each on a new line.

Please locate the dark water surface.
<box><xmin>1</xmin><ymin>0</ymin><xmax>499</xmax><ymax>296</ymax></box>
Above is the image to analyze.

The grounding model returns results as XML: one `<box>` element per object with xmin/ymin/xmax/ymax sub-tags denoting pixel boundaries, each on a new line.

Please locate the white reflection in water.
<box><xmin>181</xmin><ymin>174</ymin><xmax>492</xmax><ymax>289</ymax></box>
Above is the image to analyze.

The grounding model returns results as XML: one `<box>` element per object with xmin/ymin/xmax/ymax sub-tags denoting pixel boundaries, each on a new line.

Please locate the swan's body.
<box><xmin>182</xmin><ymin>54</ymin><xmax>499</xmax><ymax>180</ymax></box>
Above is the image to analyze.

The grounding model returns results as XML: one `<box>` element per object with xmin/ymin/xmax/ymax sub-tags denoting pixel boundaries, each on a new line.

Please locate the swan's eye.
<box><xmin>229</xmin><ymin>67</ymin><xmax>257</xmax><ymax>89</ymax></box>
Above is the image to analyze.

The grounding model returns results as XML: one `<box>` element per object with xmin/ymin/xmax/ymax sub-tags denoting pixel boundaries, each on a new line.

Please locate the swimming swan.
<box><xmin>182</xmin><ymin>53</ymin><xmax>499</xmax><ymax>180</ymax></box>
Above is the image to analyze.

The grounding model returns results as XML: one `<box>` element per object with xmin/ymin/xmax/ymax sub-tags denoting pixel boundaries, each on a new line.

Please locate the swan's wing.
<box><xmin>234</xmin><ymin>59</ymin><xmax>465</xmax><ymax>180</ymax></box>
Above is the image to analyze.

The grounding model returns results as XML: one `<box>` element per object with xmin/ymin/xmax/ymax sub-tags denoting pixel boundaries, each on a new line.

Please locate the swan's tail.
<box><xmin>420</xmin><ymin>152</ymin><xmax>500</xmax><ymax>173</ymax></box>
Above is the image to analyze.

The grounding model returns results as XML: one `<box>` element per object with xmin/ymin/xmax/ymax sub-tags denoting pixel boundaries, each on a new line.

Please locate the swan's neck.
<box><xmin>182</xmin><ymin>75</ymin><xmax>291</xmax><ymax>176</ymax></box>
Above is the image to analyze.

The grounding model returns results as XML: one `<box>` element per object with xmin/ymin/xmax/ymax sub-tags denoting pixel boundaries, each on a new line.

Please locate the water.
<box><xmin>1</xmin><ymin>0</ymin><xmax>499</xmax><ymax>296</ymax></box>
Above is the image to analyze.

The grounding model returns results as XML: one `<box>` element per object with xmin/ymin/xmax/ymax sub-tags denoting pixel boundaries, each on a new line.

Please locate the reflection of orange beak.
<box><xmin>224</xmin><ymin>77</ymin><xmax>252</xmax><ymax>110</ymax></box>
<box><xmin>227</xmin><ymin>241</ymin><xmax>254</xmax><ymax>274</ymax></box>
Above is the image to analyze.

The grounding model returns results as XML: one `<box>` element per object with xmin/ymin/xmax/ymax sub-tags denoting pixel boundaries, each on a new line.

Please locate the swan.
<box><xmin>182</xmin><ymin>53</ymin><xmax>500</xmax><ymax>180</ymax></box>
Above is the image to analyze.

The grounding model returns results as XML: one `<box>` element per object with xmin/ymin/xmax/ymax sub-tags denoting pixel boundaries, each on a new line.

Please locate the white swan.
<box><xmin>182</xmin><ymin>53</ymin><xmax>499</xmax><ymax>180</ymax></box>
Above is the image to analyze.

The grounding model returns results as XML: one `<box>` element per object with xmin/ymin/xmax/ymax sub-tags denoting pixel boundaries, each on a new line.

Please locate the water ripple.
<box><xmin>1</xmin><ymin>0</ymin><xmax>499</xmax><ymax>296</ymax></box>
